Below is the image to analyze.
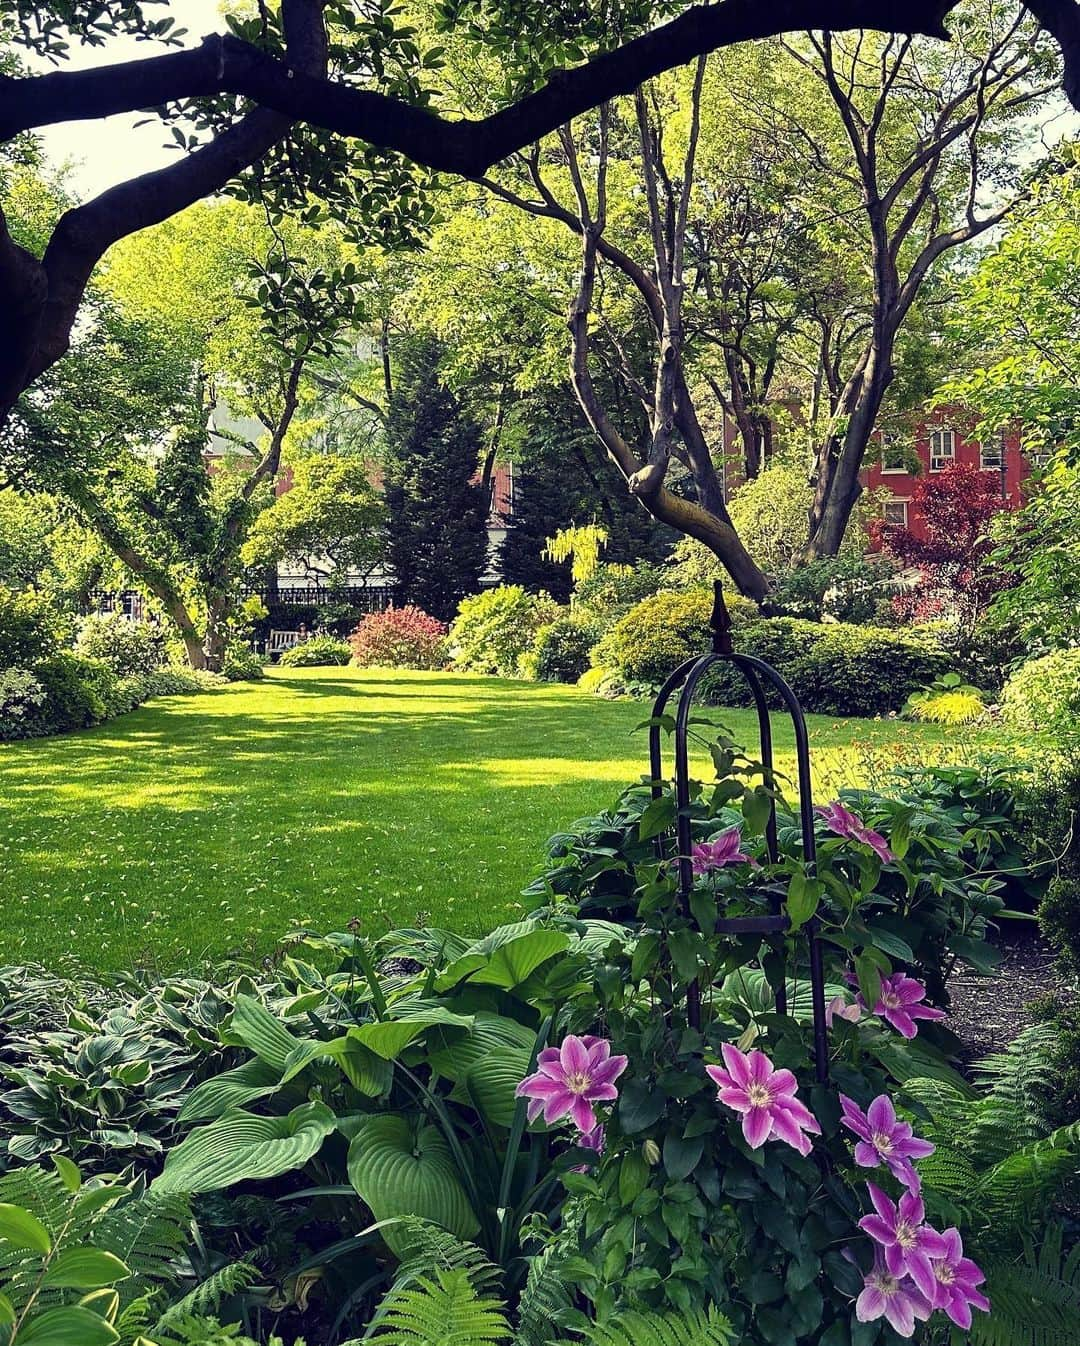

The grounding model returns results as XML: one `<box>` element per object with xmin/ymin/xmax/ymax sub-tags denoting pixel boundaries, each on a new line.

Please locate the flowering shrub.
<box><xmin>0</xmin><ymin>666</ymin><xmax>46</xmax><ymax>739</ymax></box>
<box><xmin>349</xmin><ymin>605</ymin><xmax>448</xmax><ymax>669</ymax></box>
<box><xmin>1001</xmin><ymin>647</ymin><xmax>1080</xmax><ymax>737</ymax></box>
<box><xmin>75</xmin><ymin>611</ymin><xmax>168</xmax><ymax>676</ymax></box>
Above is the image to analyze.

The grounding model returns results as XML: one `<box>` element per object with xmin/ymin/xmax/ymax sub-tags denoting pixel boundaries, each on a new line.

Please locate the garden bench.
<box><xmin>267</xmin><ymin>629</ymin><xmax>302</xmax><ymax>659</ymax></box>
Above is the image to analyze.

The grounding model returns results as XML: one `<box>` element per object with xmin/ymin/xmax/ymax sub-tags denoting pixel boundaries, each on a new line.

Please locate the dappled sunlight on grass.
<box><xmin>0</xmin><ymin>666</ymin><xmax>1010</xmax><ymax>973</ymax></box>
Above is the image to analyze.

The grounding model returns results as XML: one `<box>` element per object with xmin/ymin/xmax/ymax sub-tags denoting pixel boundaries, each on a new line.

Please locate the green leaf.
<box><xmin>349</xmin><ymin>1007</ymin><xmax>473</xmax><ymax>1059</ymax></box>
<box><xmin>0</xmin><ymin>1294</ymin><xmax>13</xmax><ymax>1327</ymax></box>
<box><xmin>854</xmin><ymin>952</ymin><xmax>882</xmax><ymax>1012</ymax></box>
<box><xmin>869</xmin><ymin>928</ymin><xmax>915</xmax><ymax>962</ymax></box>
<box><xmin>436</xmin><ymin>923</ymin><xmax>569</xmax><ymax>990</ymax></box>
<box><xmin>743</xmin><ymin>786</ymin><xmax>774</xmax><ymax>835</ymax></box>
<box><xmin>638</xmin><ymin>795</ymin><xmax>675</xmax><ymax>841</ymax></box>
<box><xmin>153</xmin><ymin>1102</ymin><xmax>337</xmax><ymax>1194</ymax></box>
<box><xmin>427</xmin><ymin>1012</ymin><xmax>536</xmax><ymax>1083</ymax></box>
<box><xmin>19</xmin><ymin>1307</ymin><xmax>118</xmax><ymax>1345</ymax></box>
<box><xmin>786</xmin><ymin>874</ymin><xmax>820</xmax><ymax>931</ymax></box>
<box><xmin>0</xmin><ymin>1203</ymin><xmax>51</xmax><ymax>1254</ymax></box>
<box><xmin>461</xmin><ymin>1046</ymin><xmax>532</xmax><ymax>1128</ymax></box>
<box><xmin>50</xmin><ymin>1155</ymin><xmax>81</xmax><ymax>1193</ymax></box>
<box><xmin>41</xmin><ymin>1248</ymin><xmax>129</xmax><ymax>1290</ymax></box>
<box><xmin>178</xmin><ymin>1058</ymin><xmax>282</xmax><ymax>1122</ymax></box>
<box><xmin>663</xmin><ymin>1133</ymin><xmax>704</xmax><ymax>1182</ymax></box>
<box><xmin>347</xmin><ymin>1115</ymin><xmax>479</xmax><ymax>1242</ymax></box>
<box><xmin>228</xmin><ymin>994</ymin><xmax>302</xmax><ymax>1071</ymax></box>
<box><xmin>619</xmin><ymin>1081</ymin><xmax>666</xmax><ymax>1133</ymax></box>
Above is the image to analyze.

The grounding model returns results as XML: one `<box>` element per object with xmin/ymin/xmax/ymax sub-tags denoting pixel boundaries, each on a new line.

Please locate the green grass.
<box><xmin>0</xmin><ymin>667</ymin><xmax>1007</xmax><ymax>972</ymax></box>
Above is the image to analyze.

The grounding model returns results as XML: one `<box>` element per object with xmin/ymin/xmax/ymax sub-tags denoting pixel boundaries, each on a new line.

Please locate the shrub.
<box><xmin>75</xmin><ymin>611</ymin><xmax>168</xmax><ymax>676</ymax></box>
<box><xmin>591</xmin><ymin>588</ymin><xmax>715</xmax><ymax>686</ymax></box>
<box><xmin>278</xmin><ymin>635</ymin><xmax>351</xmax><ymax>667</ymax></box>
<box><xmin>575</xmin><ymin>562</ymin><xmax>667</xmax><ymax>623</ymax></box>
<box><xmin>772</xmin><ymin>553</ymin><xmax>900</xmax><ymax>624</ymax></box>
<box><xmin>349</xmin><ymin>605</ymin><xmax>448</xmax><ymax>669</ymax></box>
<box><xmin>32</xmin><ymin>652</ymin><xmax>112</xmax><ymax>733</ymax></box>
<box><xmin>791</xmin><ymin>622</ymin><xmax>951</xmax><ymax>717</ymax></box>
<box><xmin>905</xmin><ymin>674</ymin><xmax>987</xmax><ymax>725</ymax></box>
<box><xmin>577</xmin><ymin>665</ymin><xmax>618</xmax><ymax>696</ymax></box>
<box><xmin>0</xmin><ymin>585</ymin><xmax>62</xmax><ymax>665</ymax></box>
<box><xmin>1001</xmin><ymin>649</ymin><xmax>1080</xmax><ymax>736</ymax></box>
<box><xmin>0</xmin><ymin>667</ymin><xmax>46</xmax><ymax>739</ymax></box>
<box><xmin>221</xmin><ymin>645</ymin><xmax>266</xmax><ymax>681</ymax></box>
<box><xmin>528</xmin><ymin>616</ymin><xmax>597</xmax><ymax>683</ymax></box>
<box><xmin>449</xmin><ymin>585</ymin><xmax>559</xmax><ymax>677</ymax></box>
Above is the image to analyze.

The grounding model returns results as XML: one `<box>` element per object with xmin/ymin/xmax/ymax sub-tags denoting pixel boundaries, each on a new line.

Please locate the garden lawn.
<box><xmin>0</xmin><ymin>667</ymin><xmax>1007</xmax><ymax>972</ymax></box>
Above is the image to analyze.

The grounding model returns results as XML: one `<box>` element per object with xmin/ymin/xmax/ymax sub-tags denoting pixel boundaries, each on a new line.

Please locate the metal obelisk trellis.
<box><xmin>648</xmin><ymin>582</ymin><xmax>830</xmax><ymax>1084</ymax></box>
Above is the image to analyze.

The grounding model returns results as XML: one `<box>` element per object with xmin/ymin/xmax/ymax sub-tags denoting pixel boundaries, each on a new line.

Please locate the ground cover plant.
<box><xmin>0</xmin><ymin>668</ymin><xmax>1014</xmax><ymax>972</ymax></box>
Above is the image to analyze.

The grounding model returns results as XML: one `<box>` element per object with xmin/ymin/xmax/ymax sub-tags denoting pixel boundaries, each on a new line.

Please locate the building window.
<box><xmin>883</xmin><ymin>498</ymin><xmax>909</xmax><ymax>527</ymax></box>
<box><xmin>979</xmin><ymin>430</ymin><xmax>1005</xmax><ymax>472</ymax></box>
<box><xmin>881</xmin><ymin>432</ymin><xmax>906</xmax><ymax>473</ymax></box>
<box><xmin>929</xmin><ymin>429</ymin><xmax>955</xmax><ymax>472</ymax></box>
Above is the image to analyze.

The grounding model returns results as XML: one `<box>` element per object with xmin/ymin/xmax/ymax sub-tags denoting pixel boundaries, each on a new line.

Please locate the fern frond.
<box><xmin>977</xmin><ymin>1123</ymin><xmax>1080</xmax><ymax>1230</ymax></box>
<box><xmin>388</xmin><ymin>1217</ymin><xmax>502</xmax><ymax>1297</ymax></box>
<box><xmin>155</xmin><ymin>1261</ymin><xmax>259</xmax><ymax>1330</ymax></box>
<box><xmin>555</xmin><ymin>1306</ymin><xmax>735</xmax><ymax>1346</ymax></box>
<box><xmin>513</xmin><ymin>1245</ymin><xmax>574</xmax><ymax>1346</ymax></box>
<box><xmin>968</xmin><ymin>1027</ymin><xmax>1060</xmax><ymax>1163</ymax></box>
<box><xmin>971</xmin><ymin>1225</ymin><xmax>1080</xmax><ymax>1346</ymax></box>
<box><xmin>362</xmin><ymin>1267</ymin><xmax>511</xmax><ymax>1344</ymax></box>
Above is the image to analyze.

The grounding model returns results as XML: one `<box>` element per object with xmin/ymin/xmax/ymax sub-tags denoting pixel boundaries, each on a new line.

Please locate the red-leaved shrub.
<box><xmin>349</xmin><ymin>606</ymin><xmax>448</xmax><ymax>670</ymax></box>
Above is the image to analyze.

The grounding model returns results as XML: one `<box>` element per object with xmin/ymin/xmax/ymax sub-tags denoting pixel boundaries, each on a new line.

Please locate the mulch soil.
<box><xmin>948</xmin><ymin>922</ymin><xmax>1073</xmax><ymax>1059</ymax></box>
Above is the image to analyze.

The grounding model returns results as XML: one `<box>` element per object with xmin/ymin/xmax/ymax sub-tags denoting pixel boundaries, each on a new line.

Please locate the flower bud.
<box><xmin>642</xmin><ymin>1139</ymin><xmax>661</xmax><ymax>1166</ymax></box>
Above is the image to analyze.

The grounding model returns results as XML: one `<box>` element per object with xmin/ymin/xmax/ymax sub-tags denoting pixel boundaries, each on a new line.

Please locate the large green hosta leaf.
<box><xmin>459</xmin><ymin>1046</ymin><xmax>533</xmax><ymax>1128</ymax></box>
<box><xmin>154</xmin><ymin>1102</ymin><xmax>337</xmax><ymax>1194</ymax></box>
<box><xmin>436</xmin><ymin>923</ymin><xmax>569</xmax><ymax>990</ymax></box>
<box><xmin>227</xmin><ymin>995</ymin><xmax>303</xmax><ymax>1071</ymax></box>
<box><xmin>347</xmin><ymin>1005</ymin><xmax>474</xmax><ymax>1060</ymax></box>
<box><xmin>426</xmin><ymin>1011</ymin><xmax>537</xmax><ymax>1084</ymax></box>
<box><xmin>347</xmin><ymin>1115</ymin><xmax>479</xmax><ymax>1240</ymax></box>
<box><xmin>178</xmin><ymin>1058</ymin><xmax>282</xmax><ymax>1123</ymax></box>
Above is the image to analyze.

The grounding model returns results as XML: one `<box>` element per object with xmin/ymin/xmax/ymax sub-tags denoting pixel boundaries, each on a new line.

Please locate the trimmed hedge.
<box><xmin>593</xmin><ymin>590</ymin><xmax>953</xmax><ymax>716</ymax></box>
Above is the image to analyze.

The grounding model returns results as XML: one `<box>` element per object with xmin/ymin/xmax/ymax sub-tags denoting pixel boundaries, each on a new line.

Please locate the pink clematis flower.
<box><xmin>840</xmin><ymin>1094</ymin><xmax>935</xmax><ymax>1194</ymax></box>
<box><xmin>571</xmin><ymin>1122</ymin><xmax>606</xmax><ymax>1172</ymax></box>
<box><xmin>706</xmin><ymin>1044</ymin><xmax>821</xmax><ymax>1156</ymax></box>
<box><xmin>816</xmin><ymin>801</ymin><xmax>895</xmax><ymax>864</ymax></box>
<box><xmin>826</xmin><ymin>994</ymin><xmax>862</xmax><ymax>1028</ymax></box>
<box><xmin>856</xmin><ymin>1258</ymin><xmax>933</xmax><ymax>1338</ymax></box>
<box><xmin>930</xmin><ymin>1228</ymin><xmax>990</xmax><ymax>1330</ymax></box>
<box><xmin>516</xmin><ymin>1034</ymin><xmax>627</xmax><ymax>1134</ymax></box>
<box><xmin>858</xmin><ymin>971</ymin><xmax>947</xmax><ymax>1039</ymax></box>
<box><xmin>859</xmin><ymin>1182</ymin><xmax>949</xmax><ymax>1301</ymax></box>
<box><xmin>691</xmin><ymin>826</ymin><xmax>755</xmax><ymax>875</ymax></box>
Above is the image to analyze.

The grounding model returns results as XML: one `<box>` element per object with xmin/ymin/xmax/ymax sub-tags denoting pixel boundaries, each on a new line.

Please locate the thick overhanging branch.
<box><xmin>0</xmin><ymin>1</ymin><xmax>958</xmax><ymax>170</ymax></box>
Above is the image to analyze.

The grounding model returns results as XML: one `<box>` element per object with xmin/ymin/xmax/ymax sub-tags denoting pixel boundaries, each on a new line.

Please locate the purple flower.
<box><xmin>930</xmin><ymin>1227</ymin><xmax>990</xmax><ymax>1329</ymax></box>
<box><xmin>859</xmin><ymin>971</ymin><xmax>947</xmax><ymax>1039</ymax></box>
<box><xmin>816</xmin><ymin>801</ymin><xmax>895</xmax><ymax>863</ymax></box>
<box><xmin>516</xmin><ymin>1034</ymin><xmax>627</xmax><ymax>1134</ymax></box>
<box><xmin>826</xmin><ymin>994</ymin><xmax>862</xmax><ymax>1028</ymax></box>
<box><xmin>840</xmin><ymin>1093</ymin><xmax>935</xmax><ymax>1193</ymax></box>
<box><xmin>856</xmin><ymin>1257</ymin><xmax>933</xmax><ymax>1338</ymax></box>
<box><xmin>706</xmin><ymin>1044</ymin><xmax>821</xmax><ymax>1156</ymax></box>
<box><xmin>571</xmin><ymin>1122</ymin><xmax>605</xmax><ymax>1172</ymax></box>
<box><xmin>691</xmin><ymin>826</ymin><xmax>755</xmax><ymax>875</ymax></box>
<box><xmin>859</xmin><ymin>1182</ymin><xmax>949</xmax><ymax>1301</ymax></box>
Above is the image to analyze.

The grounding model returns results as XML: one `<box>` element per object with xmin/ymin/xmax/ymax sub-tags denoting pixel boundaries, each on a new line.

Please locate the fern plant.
<box><xmin>357</xmin><ymin>1267</ymin><xmax>511</xmax><ymax>1344</ymax></box>
<box><xmin>553</xmin><ymin>1306</ymin><xmax>735</xmax><ymax>1346</ymax></box>
<box><xmin>968</xmin><ymin>1223</ymin><xmax>1080</xmax><ymax>1346</ymax></box>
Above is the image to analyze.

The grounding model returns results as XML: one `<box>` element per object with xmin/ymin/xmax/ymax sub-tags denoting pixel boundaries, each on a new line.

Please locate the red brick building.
<box><xmin>861</xmin><ymin>408</ymin><xmax>1039</xmax><ymax>541</ymax></box>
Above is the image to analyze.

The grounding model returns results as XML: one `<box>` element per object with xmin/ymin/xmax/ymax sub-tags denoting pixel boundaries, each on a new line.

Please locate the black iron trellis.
<box><xmin>647</xmin><ymin>582</ymin><xmax>830</xmax><ymax>1084</ymax></box>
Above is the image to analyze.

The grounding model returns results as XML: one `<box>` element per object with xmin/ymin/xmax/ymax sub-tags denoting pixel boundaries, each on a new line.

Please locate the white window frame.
<box><xmin>883</xmin><ymin>498</ymin><xmax>910</xmax><ymax>528</ymax></box>
<box><xmin>929</xmin><ymin>429</ymin><xmax>956</xmax><ymax>472</ymax></box>
<box><xmin>979</xmin><ymin>429</ymin><xmax>1005</xmax><ymax>472</ymax></box>
<box><xmin>880</xmin><ymin>432</ymin><xmax>906</xmax><ymax>474</ymax></box>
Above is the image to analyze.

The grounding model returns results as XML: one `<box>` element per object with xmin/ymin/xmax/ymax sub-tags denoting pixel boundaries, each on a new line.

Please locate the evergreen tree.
<box><xmin>384</xmin><ymin>337</ymin><xmax>488</xmax><ymax>620</ymax></box>
<box><xmin>501</xmin><ymin>388</ymin><xmax>673</xmax><ymax>600</ymax></box>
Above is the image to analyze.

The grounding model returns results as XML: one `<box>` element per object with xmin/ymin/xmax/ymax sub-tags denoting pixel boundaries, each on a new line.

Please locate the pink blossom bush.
<box><xmin>348</xmin><ymin>606</ymin><xmax>447</xmax><ymax>670</ymax></box>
